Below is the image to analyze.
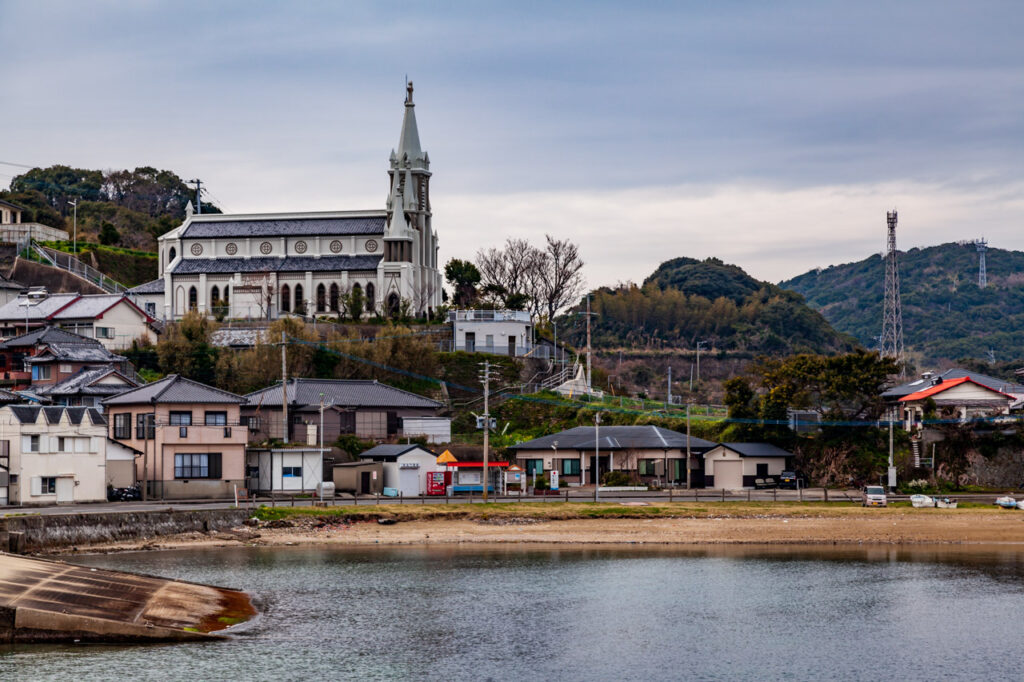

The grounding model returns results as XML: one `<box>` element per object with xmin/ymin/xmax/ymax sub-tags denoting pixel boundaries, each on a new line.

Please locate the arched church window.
<box><xmin>281</xmin><ymin>284</ymin><xmax>291</xmax><ymax>313</ymax></box>
<box><xmin>316</xmin><ymin>284</ymin><xmax>326</xmax><ymax>313</ymax></box>
<box><xmin>387</xmin><ymin>293</ymin><xmax>400</xmax><ymax>317</ymax></box>
<box><xmin>366</xmin><ymin>283</ymin><xmax>375</xmax><ymax>312</ymax></box>
<box><xmin>210</xmin><ymin>285</ymin><xmax>220</xmax><ymax>304</ymax></box>
<box><xmin>188</xmin><ymin>286</ymin><xmax>198</xmax><ymax>311</ymax></box>
<box><xmin>223</xmin><ymin>286</ymin><xmax>229</xmax><ymax>304</ymax></box>
<box><xmin>329</xmin><ymin>283</ymin><xmax>340</xmax><ymax>312</ymax></box>
<box><xmin>169</xmin><ymin>247</ymin><xmax>177</xmax><ymax>263</ymax></box>
<box><xmin>294</xmin><ymin>284</ymin><xmax>305</xmax><ymax>315</ymax></box>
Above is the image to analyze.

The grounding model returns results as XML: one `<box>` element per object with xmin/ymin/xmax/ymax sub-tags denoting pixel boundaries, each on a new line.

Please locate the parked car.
<box><xmin>778</xmin><ymin>471</ymin><xmax>804</xmax><ymax>489</ymax></box>
<box><xmin>862</xmin><ymin>486</ymin><xmax>887</xmax><ymax>507</ymax></box>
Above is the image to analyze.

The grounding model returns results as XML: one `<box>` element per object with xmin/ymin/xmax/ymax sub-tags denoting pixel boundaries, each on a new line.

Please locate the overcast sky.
<box><xmin>1</xmin><ymin>1</ymin><xmax>1022</xmax><ymax>286</ymax></box>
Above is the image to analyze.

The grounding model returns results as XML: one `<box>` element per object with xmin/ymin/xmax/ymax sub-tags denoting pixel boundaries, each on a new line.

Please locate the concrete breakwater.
<box><xmin>0</xmin><ymin>509</ymin><xmax>249</xmax><ymax>553</ymax></box>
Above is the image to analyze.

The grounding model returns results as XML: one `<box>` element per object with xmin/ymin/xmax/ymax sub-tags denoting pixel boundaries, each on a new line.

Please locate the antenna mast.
<box><xmin>975</xmin><ymin>238</ymin><xmax>988</xmax><ymax>288</ymax></box>
<box><xmin>880</xmin><ymin>210</ymin><xmax>905</xmax><ymax>376</ymax></box>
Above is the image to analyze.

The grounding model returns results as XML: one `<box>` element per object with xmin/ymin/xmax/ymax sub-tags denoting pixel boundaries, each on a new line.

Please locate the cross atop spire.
<box><xmin>406</xmin><ymin>80</ymin><xmax>414</xmax><ymax>105</ymax></box>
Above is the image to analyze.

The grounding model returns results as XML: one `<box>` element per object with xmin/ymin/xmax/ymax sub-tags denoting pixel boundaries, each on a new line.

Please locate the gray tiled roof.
<box><xmin>510</xmin><ymin>425</ymin><xmax>716</xmax><ymax>452</ymax></box>
<box><xmin>171</xmin><ymin>255</ymin><xmax>383</xmax><ymax>275</ymax></box>
<box><xmin>716</xmin><ymin>443</ymin><xmax>792</xmax><ymax>458</ymax></box>
<box><xmin>0</xmin><ymin>294</ymin><xmax>78</xmax><ymax>321</ymax></box>
<box><xmin>244</xmin><ymin>378</ymin><xmax>442</xmax><ymax>410</ymax></box>
<box><xmin>882</xmin><ymin>369</ymin><xmax>1024</xmax><ymax>398</ymax></box>
<box><xmin>181</xmin><ymin>214</ymin><xmax>385</xmax><ymax>239</ymax></box>
<box><xmin>27</xmin><ymin>343</ymin><xmax>125</xmax><ymax>363</ymax></box>
<box><xmin>8</xmin><ymin>405</ymin><xmax>105</xmax><ymax>425</ymax></box>
<box><xmin>51</xmin><ymin>294</ymin><xmax>146</xmax><ymax>321</ymax></box>
<box><xmin>36</xmin><ymin>366</ymin><xmax>138</xmax><ymax>397</ymax></box>
<box><xmin>0</xmin><ymin>326</ymin><xmax>103</xmax><ymax>350</ymax></box>
<box><xmin>128</xmin><ymin>278</ymin><xmax>165</xmax><ymax>294</ymax></box>
<box><xmin>0</xmin><ymin>388</ymin><xmax>21</xmax><ymax>403</ymax></box>
<box><xmin>358</xmin><ymin>444</ymin><xmax>437</xmax><ymax>461</ymax></box>
<box><xmin>103</xmin><ymin>374</ymin><xmax>245</xmax><ymax>405</ymax></box>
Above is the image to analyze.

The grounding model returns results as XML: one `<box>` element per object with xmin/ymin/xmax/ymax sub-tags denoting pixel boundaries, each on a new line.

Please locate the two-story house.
<box><xmin>0</xmin><ymin>326</ymin><xmax>137</xmax><ymax>391</ymax></box>
<box><xmin>0</xmin><ymin>291</ymin><xmax>157</xmax><ymax>350</ymax></box>
<box><xmin>102</xmin><ymin>374</ymin><xmax>248</xmax><ymax>500</ymax></box>
<box><xmin>0</xmin><ymin>405</ymin><xmax>108</xmax><ymax>506</ymax></box>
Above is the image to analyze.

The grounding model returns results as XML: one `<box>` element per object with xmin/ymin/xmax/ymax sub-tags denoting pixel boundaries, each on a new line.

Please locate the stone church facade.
<box><xmin>151</xmin><ymin>83</ymin><xmax>442</xmax><ymax>321</ymax></box>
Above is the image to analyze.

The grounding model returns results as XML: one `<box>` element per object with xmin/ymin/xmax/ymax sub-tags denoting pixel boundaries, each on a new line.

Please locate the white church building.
<box><xmin>134</xmin><ymin>82</ymin><xmax>442</xmax><ymax>321</ymax></box>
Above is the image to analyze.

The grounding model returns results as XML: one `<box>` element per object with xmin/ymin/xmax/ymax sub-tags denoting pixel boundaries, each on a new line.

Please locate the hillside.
<box><xmin>561</xmin><ymin>257</ymin><xmax>857</xmax><ymax>356</ymax></box>
<box><xmin>781</xmin><ymin>242</ymin><xmax>1024</xmax><ymax>365</ymax></box>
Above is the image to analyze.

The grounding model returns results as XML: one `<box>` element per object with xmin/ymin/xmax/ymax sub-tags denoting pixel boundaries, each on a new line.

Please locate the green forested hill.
<box><xmin>561</xmin><ymin>257</ymin><xmax>857</xmax><ymax>355</ymax></box>
<box><xmin>780</xmin><ymin>243</ymin><xmax>1024</xmax><ymax>364</ymax></box>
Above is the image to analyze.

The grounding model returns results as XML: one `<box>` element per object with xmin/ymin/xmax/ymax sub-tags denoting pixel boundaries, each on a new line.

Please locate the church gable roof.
<box><xmin>180</xmin><ymin>213</ymin><xmax>385</xmax><ymax>239</ymax></box>
<box><xmin>171</xmin><ymin>255</ymin><xmax>382</xmax><ymax>275</ymax></box>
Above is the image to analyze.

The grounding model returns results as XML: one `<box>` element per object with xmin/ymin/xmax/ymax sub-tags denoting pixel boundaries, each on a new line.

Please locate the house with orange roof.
<box><xmin>898</xmin><ymin>376</ymin><xmax>1014</xmax><ymax>429</ymax></box>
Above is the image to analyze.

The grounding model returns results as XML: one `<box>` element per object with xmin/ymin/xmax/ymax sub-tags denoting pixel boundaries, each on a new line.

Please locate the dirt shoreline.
<box><xmin>46</xmin><ymin>506</ymin><xmax>1024</xmax><ymax>555</ymax></box>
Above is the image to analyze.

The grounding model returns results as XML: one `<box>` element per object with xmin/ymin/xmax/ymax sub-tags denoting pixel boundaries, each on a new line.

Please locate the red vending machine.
<box><xmin>427</xmin><ymin>471</ymin><xmax>446</xmax><ymax>496</ymax></box>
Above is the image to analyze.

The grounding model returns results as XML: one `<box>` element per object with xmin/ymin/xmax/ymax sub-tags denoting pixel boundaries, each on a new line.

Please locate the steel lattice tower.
<box><xmin>975</xmin><ymin>238</ymin><xmax>988</xmax><ymax>287</ymax></box>
<box><xmin>881</xmin><ymin>210</ymin><xmax>905</xmax><ymax>375</ymax></box>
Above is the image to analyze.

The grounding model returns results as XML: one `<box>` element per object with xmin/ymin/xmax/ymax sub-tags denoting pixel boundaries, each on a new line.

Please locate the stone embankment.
<box><xmin>0</xmin><ymin>509</ymin><xmax>249</xmax><ymax>553</ymax></box>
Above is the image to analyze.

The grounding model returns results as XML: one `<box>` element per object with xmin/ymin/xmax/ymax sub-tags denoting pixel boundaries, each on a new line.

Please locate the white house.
<box><xmin>450</xmin><ymin>309</ymin><xmax>533</xmax><ymax>356</ymax></box>
<box><xmin>358</xmin><ymin>444</ymin><xmax>441</xmax><ymax>497</ymax></box>
<box><xmin>0</xmin><ymin>405</ymin><xmax>108</xmax><ymax>506</ymax></box>
<box><xmin>703</xmin><ymin>443</ymin><xmax>792</xmax><ymax>489</ymax></box>
<box><xmin>0</xmin><ymin>291</ymin><xmax>156</xmax><ymax>350</ymax></box>
<box><xmin>142</xmin><ymin>82</ymin><xmax>442</xmax><ymax>321</ymax></box>
<box><xmin>898</xmin><ymin>376</ymin><xmax>1014</xmax><ymax>429</ymax></box>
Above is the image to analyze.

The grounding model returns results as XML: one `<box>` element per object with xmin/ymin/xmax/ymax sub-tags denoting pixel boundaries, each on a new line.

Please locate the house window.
<box><xmin>244</xmin><ymin>415</ymin><xmax>261</xmax><ymax>431</ymax></box>
<box><xmin>188</xmin><ymin>286</ymin><xmax>198</xmax><ymax>311</ymax></box>
<box><xmin>27</xmin><ymin>435</ymin><xmax>40</xmax><ymax>452</ymax></box>
<box><xmin>282</xmin><ymin>466</ymin><xmax>302</xmax><ymax>478</ymax></box>
<box><xmin>525</xmin><ymin>458</ymin><xmax>544</xmax><ymax>475</ymax></box>
<box><xmin>169</xmin><ymin>411</ymin><xmax>192</xmax><ymax>426</ymax></box>
<box><xmin>59</xmin><ymin>364</ymin><xmax>72</xmax><ymax>374</ymax></box>
<box><xmin>145</xmin><ymin>302</ymin><xmax>157</xmax><ymax>317</ymax></box>
<box><xmin>756</xmin><ymin>463</ymin><xmax>769</xmax><ymax>477</ymax></box>
<box><xmin>96</xmin><ymin>327</ymin><xmax>115</xmax><ymax>339</ymax></box>
<box><xmin>113</xmin><ymin>413</ymin><xmax>132</xmax><ymax>439</ymax></box>
<box><xmin>32</xmin><ymin>365</ymin><xmax>52</xmax><ymax>380</ymax></box>
<box><xmin>281</xmin><ymin>284</ymin><xmax>291</xmax><ymax>313</ymax></box>
<box><xmin>58</xmin><ymin>437</ymin><xmax>67</xmax><ymax>452</ymax></box>
<box><xmin>316</xmin><ymin>283</ymin><xmax>326</xmax><ymax>313</ymax></box>
<box><xmin>329</xmin><ymin>283</ymin><xmax>340</xmax><ymax>312</ymax></box>
<box><xmin>38</xmin><ymin>477</ymin><xmax>57</xmax><ymax>495</ymax></box>
<box><xmin>560</xmin><ymin>459</ymin><xmax>581</xmax><ymax>476</ymax></box>
<box><xmin>204</xmin><ymin>411</ymin><xmax>227</xmax><ymax>426</ymax></box>
<box><xmin>174</xmin><ymin>453</ymin><xmax>222</xmax><ymax>479</ymax></box>
<box><xmin>136</xmin><ymin>413</ymin><xmax>155</xmax><ymax>439</ymax></box>
<box><xmin>638</xmin><ymin>460</ymin><xmax>658</xmax><ymax>476</ymax></box>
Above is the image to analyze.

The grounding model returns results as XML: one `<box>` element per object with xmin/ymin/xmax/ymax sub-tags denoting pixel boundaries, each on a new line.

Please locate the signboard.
<box><xmin>550</xmin><ymin>470</ymin><xmax>559</xmax><ymax>491</ymax></box>
<box><xmin>887</xmin><ymin>466</ymin><xmax>897</xmax><ymax>488</ymax></box>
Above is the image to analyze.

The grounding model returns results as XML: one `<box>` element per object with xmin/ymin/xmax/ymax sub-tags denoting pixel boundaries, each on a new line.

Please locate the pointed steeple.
<box><xmin>396</xmin><ymin>80</ymin><xmax>423</xmax><ymax>165</ymax></box>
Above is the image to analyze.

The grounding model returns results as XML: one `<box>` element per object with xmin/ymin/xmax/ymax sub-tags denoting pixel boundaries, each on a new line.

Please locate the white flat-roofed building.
<box><xmin>450</xmin><ymin>309</ymin><xmax>533</xmax><ymax>357</ymax></box>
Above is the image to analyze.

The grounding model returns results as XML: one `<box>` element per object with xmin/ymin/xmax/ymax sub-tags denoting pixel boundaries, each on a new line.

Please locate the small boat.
<box><xmin>1016</xmin><ymin>500</ymin><xmax>1024</xmax><ymax>511</ymax></box>
<box><xmin>935</xmin><ymin>498</ymin><xmax>958</xmax><ymax>509</ymax></box>
<box><xmin>995</xmin><ymin>496</ymin><xmax>1017</xmax><ymax>509</ymax></box>
<box><xmin>910</xmin><ymin>494</ymin><xmax>934</xmax><ymax>508</ymax></box>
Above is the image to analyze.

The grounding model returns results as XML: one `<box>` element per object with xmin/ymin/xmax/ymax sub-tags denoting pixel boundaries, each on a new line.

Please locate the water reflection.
<box><xmin>4</xmin><ymin>544</ymin><xmax>1024</xmax><ymax>681</ymax></box>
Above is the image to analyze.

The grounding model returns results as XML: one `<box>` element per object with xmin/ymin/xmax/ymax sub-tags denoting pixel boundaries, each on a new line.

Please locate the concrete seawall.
<box><xmin>0</xmin><ymin>509</ymin><xmax>250</xmax><ymax>553</ymax></box>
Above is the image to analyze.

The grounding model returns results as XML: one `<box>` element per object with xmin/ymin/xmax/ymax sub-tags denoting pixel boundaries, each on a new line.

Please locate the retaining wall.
<box><xmin>0</xmin><ymin>509</ymin><xmax>249</xmax><ymax>552</ymax></box>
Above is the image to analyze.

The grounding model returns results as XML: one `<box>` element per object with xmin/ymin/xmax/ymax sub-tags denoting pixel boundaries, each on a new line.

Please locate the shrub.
<box><xmin>601</xmin><ymin>471</ymin><xmax>632</xmax><ymax>487</ymax></box>
<box><xmin>533</xmin><ymin>474</ymin><xmax>550</xmax><ymax>490</ymax></box>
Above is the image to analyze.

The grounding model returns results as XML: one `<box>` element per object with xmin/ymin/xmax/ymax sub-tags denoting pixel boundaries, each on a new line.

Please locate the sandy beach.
<box><xmin>49</xmin><ymin>503</ymin><xmax>1024</xmax><ymax>555</ymax></box>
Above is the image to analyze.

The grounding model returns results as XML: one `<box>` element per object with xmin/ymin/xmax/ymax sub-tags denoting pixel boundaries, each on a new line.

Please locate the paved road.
<box><xmin>1</xmin><ymin>489</ymin><xmax>1006</xmax><ymax>517</ymax></box>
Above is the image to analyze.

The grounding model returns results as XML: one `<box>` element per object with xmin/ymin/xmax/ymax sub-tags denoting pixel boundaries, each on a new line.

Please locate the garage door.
<box><xmin>714</xmin><ymin>460</ymin><xmax>743</xmax><ymax>490</ymax></box>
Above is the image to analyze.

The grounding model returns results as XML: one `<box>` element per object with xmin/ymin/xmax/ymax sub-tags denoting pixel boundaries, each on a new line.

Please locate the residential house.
<box><xmin>0</xmin><ymin>291</ymin><xmax>157</xmax><ymax>349</ymax></box>
<box><xmin>0</xmin><ymin>326</ymin><xmax>136</xmax><ymax>391</ymax></box>
<box><xmin>35</xmin><ymin>366</ymin><xmax>141</xmax><ymax>407</ymax></box>
<box><xmin>126</xmin><ymin>278</ymin><xmax>164</xmax><ymax>320</ymax></box>
<box><xmin>357</xmin><ymin>444</ymin><xmax>442</xmax><ymax>497</ymax></box>
<box><xmin>242</xmin><ymin>378</ymin><xmax>446</xmax><ymax>444</ymax></box>
<box><xmin>508</xmin><ymin>425</ymin><xmax>716</xmax><ymax>487</ymax></box>
<box><xmin>103</xmin><ymin>374</ymin><xmax>248</xmax><ymax>499</ymax></box>
<box><xmin>883</xmin><ymin>369</ymin><xmax>1024</xmax><ymax>405</ymax></box>
<box><xmin>702</xmin><ymin>443</ymin><xmax>793</xmax><ymax>489</ymax></box>
<box><xmin>0</xmin><ymin>405</ymin><xmax>108</xmax><ymax>506</ymax></box>
<box><xmin>897</xmin><ymin>376</ymin><xmax>1014</xmax><ymax>429</ymax></box>
<box><xmin>0</xmin><ymin>199</ymin><xmax>70</xmax><ymax>243</ymax></box>
<box><xmin>450</xmin><ymin>309</ymin><xmax>533</xmax><ymax>357</ymax></box>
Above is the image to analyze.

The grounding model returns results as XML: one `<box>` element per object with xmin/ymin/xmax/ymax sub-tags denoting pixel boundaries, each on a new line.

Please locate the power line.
<box><xmin>0</xmin><ymin>160</ymin><xmax>37</xmax><ymax>169</ymax></box>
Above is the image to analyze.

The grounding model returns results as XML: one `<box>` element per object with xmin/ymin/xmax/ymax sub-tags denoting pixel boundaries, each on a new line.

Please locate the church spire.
<box><xmin>396</xmin><ymin>80</ymin><xmax>423</xmax><ymax>165</ymax></box>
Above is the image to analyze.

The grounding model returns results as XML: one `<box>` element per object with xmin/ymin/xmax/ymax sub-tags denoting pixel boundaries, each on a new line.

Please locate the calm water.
<box><xmin>4</xmin><ymin>544</ymin><xmax>1024</xmax><ymax>681</ymax></box>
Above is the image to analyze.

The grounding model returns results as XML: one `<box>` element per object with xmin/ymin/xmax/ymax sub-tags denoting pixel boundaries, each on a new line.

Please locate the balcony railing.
<box><xmin>449</xmin><ymin>309</ymin><xmax>532</xmax><ymax>323</ymax></box>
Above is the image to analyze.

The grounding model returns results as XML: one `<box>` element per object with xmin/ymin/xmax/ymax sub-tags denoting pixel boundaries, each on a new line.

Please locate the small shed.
<box><xmin>703</xmin><ymin>443</ymin><xmax>792</xmax><ymax>489</ymax></box>
<box><xmin>333</xmin><ymin>461</ymin><xmax>384</xmax><ymax>495</ymax></box>
<box><xmin>358</xmin><ymin>444</ymin><xmax>441</xmax><ymax>497</ymax></box>
<box><xmin>246</xmin><ymin>447</ymin><xmax>325</xmax><ymax>493</ymax></box>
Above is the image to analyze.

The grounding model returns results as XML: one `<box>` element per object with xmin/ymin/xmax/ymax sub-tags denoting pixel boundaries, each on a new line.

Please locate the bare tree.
<box><xmin>476</xmin><ymin>238</ymin><xmax>541</xmax><ymax>303</ymax></box>
<box><xmin>410</xmin><ymin>277</ymin><xmax>439</xmax><ymax>317</ymax></box>
<box><xmin>536</xmin><ymin>235</ymin><xmax>585</xmax><ymax>320</ymax></box>
<box><xmin>237</xmin><ymin>273</ymin><xmax>277</xmax><ymax>320</ymax></box>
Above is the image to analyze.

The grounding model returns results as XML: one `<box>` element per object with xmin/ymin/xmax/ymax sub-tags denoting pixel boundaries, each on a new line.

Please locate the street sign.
<box><xmin>550</xmin><ymin>469</ymin><xmax>559</xmax><ymax>491</ymax></box>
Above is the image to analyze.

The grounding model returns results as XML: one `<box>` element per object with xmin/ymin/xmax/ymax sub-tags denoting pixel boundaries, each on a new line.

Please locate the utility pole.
<box><xmin>187</xmin><ymin>179</ymin><xmax>203</xmax><ymax>214</ymax></box>
<box><xmin>319</xmin><ymin>393</ymin><xmax>326</xmax><ymax>504</ymax></box>
<box><xmin>888</xmin><ymin>406</ymin><xmax>895</xmax><ymax>491</ymax></box>
<box><xmin>696</xmin><ymin>341</ymin><xmax>708</xmax><ymax>385</ymax></box>
<box><xmin>479</xmin><ymin>359</ymin><xmax>491</xmax><ymax>502</ymax></box>
<box><xmin>685</xmin><ymin>401</ymin><xmax>691</xmax><ymax>490</ymax></box>
<box><xmin>280</xmin><ymin>332</ymin><xmax>288</xmax><ymax>443</ymax></box>
<box><xmin>67</xmin><ymin>199</ymin><xmax>78</xmax><ymax>254</ymax></box>
<box><xmin>881</xmin><ymin>210</ymin><xmax>905</xmax><ymax>375</ymax></box>
<box><xmin>585</xmin><ymin>294</ymin><xmax>592</xmax><ymax>392</ymax></box>
<box><xmin>594</xmin><ymin>411</ymin><xmax>602</xmax><ymax>501</ymax></box>
<box><xmin>667</xmin><ymin>365</ymin><xmax>672</xmax><ymax>408</ymax></box>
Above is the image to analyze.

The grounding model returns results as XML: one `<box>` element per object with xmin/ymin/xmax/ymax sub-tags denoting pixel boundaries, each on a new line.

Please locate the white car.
<box><xmin>863</xmin><ymin>486</ymin><xmax>887</xmax><ymax>507</ymax></box>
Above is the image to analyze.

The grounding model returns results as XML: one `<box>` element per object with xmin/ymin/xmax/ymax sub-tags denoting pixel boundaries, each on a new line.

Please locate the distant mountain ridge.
<box><xmin>781</xmin><ymin>242</ymin><xmax>1024</xmax><ymax>364</ymax></box>
<box><xmin>563</xmin><ymin>257</ymin><xmax>857</xmax><ymax>356</ymax></box>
